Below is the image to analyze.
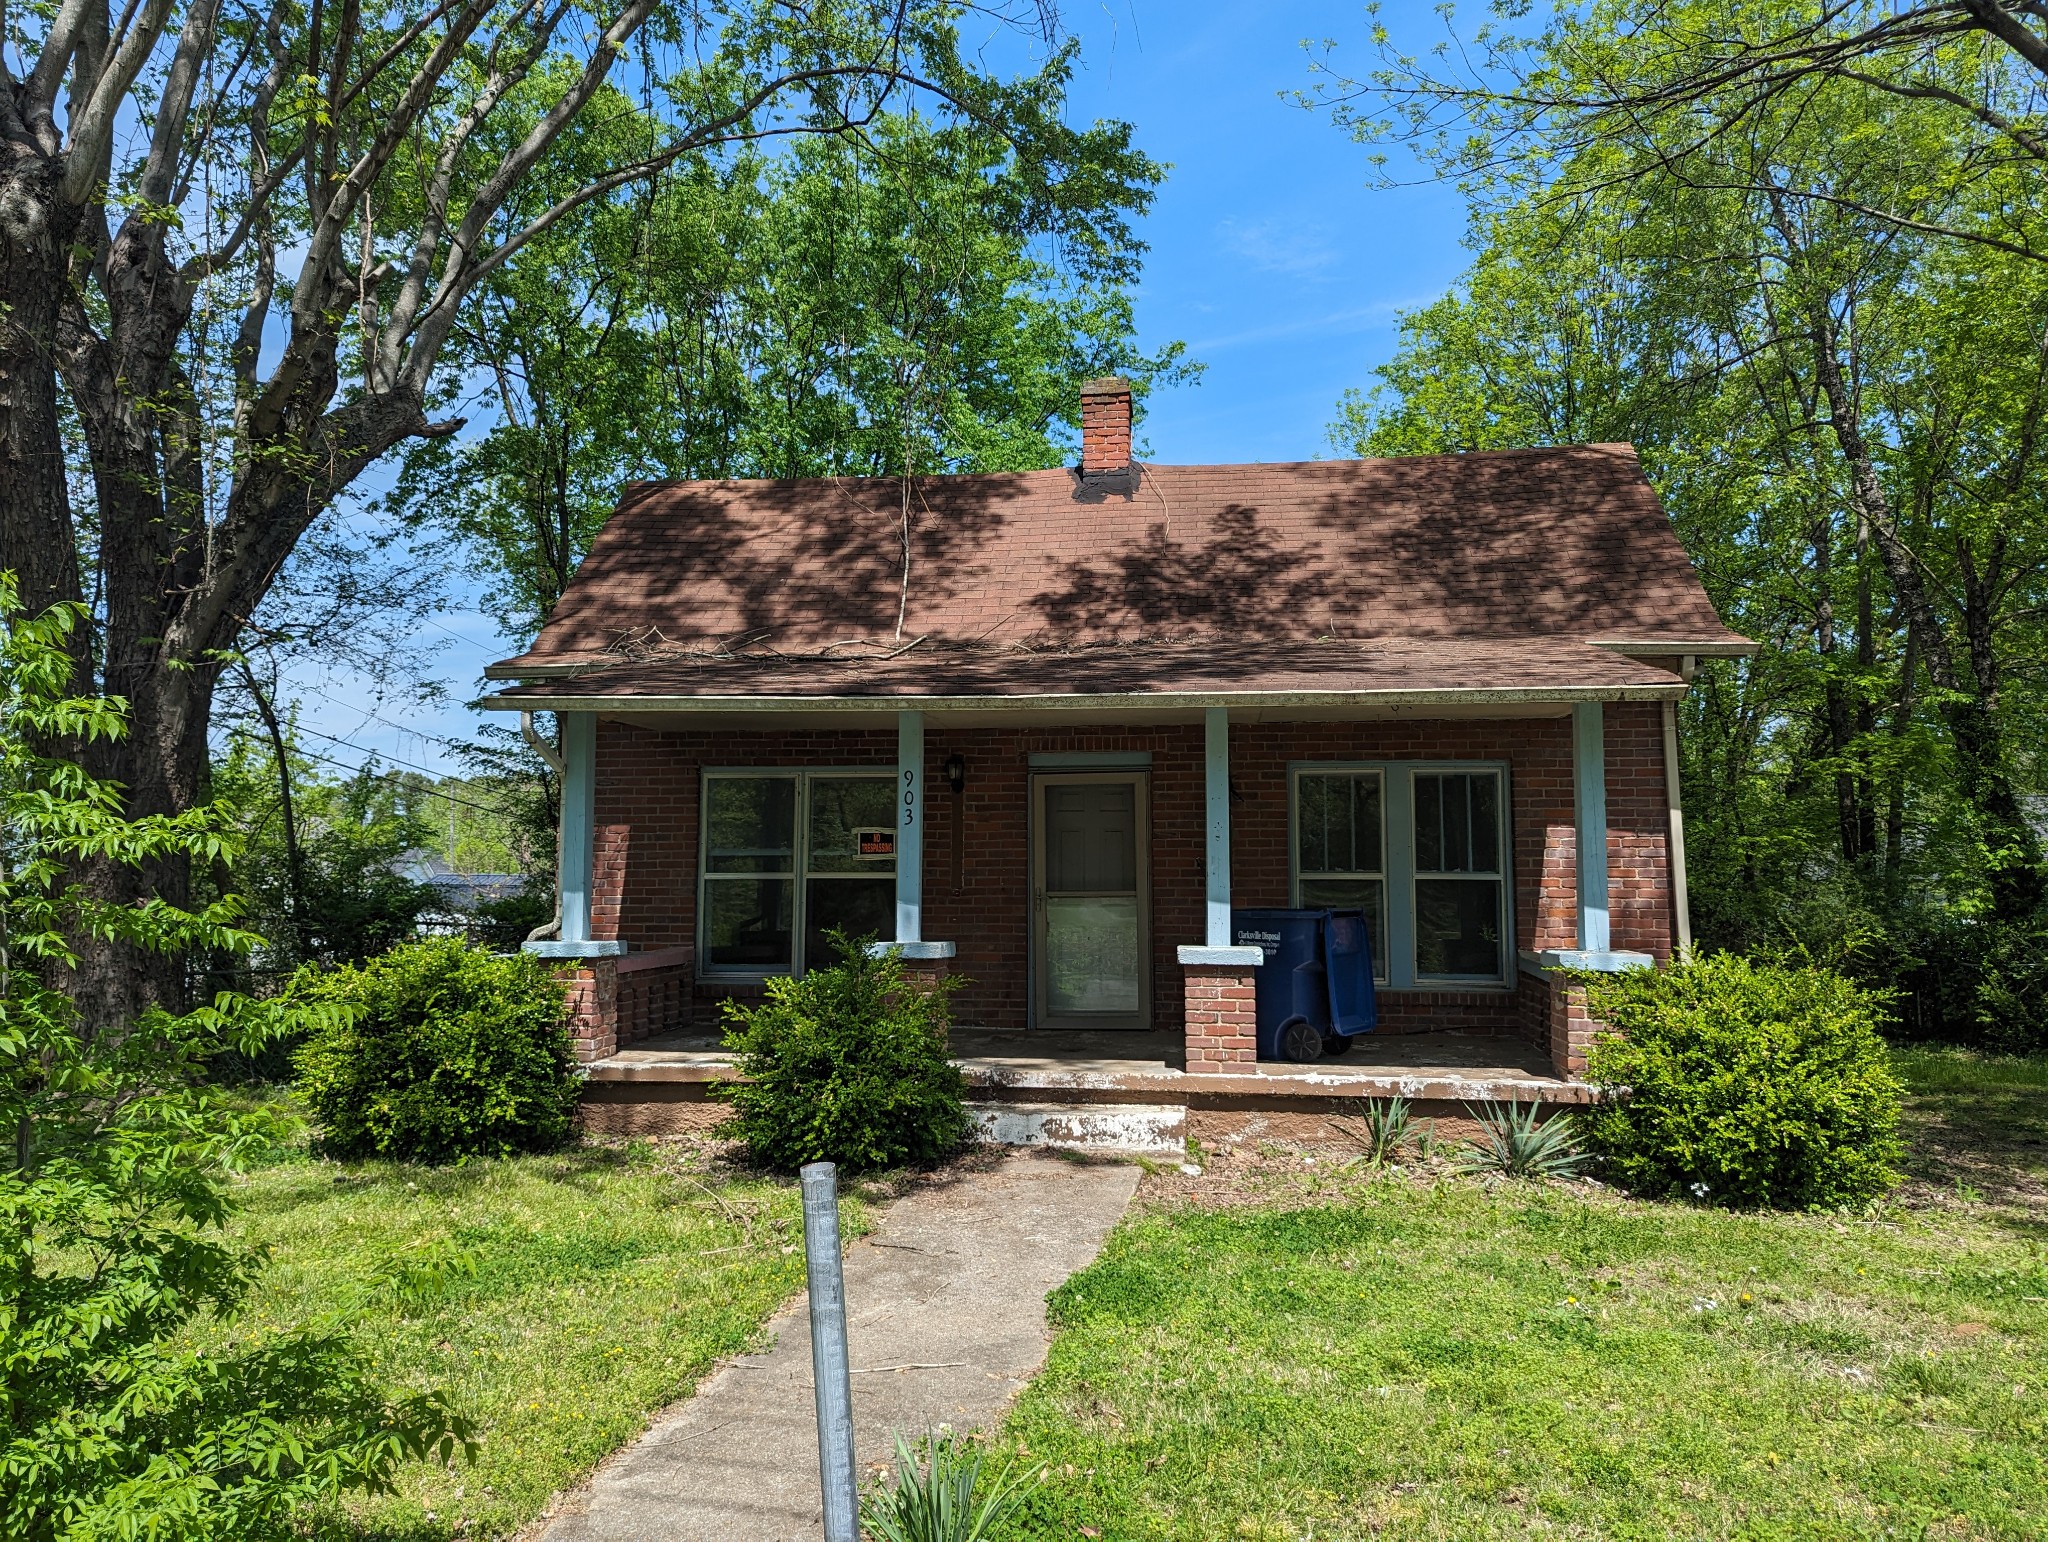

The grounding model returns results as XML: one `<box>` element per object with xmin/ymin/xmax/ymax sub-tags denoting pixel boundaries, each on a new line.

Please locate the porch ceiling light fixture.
<box><xmin>944</xmin><ymin>753</ymin><xmax>967</xmax><ymax>794</ymax></box>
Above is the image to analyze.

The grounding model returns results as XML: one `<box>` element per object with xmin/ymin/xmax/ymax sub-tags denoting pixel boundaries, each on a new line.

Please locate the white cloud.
<box><xmin>1217</xmin><ymin>217</ymin><xmax>1340</xmax><ymax>277</ymax></box>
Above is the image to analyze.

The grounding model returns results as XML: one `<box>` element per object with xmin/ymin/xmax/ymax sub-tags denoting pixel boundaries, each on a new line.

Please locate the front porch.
<box><xmin>525</xmin><ymin>694</ymin><xmax>1681</xmax><ymax>1107</ymax></box>
<box><xmin>576</xmin><ymin>1022</ymin><xmax>1592</xmax><ymax>1146</ymax></box>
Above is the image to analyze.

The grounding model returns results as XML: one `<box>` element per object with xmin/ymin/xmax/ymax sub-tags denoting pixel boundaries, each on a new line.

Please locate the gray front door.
<box><xmin>1031</xmin><ymin>773</ymin><xmax>1151</xmax><ymax>1029</ymax></box>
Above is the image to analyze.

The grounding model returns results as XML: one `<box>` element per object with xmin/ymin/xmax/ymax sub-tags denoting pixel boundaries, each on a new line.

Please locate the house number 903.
<box><xmin>902</xmin><ymin>769</ymin><xmax>916</xmax><ymax>827</ymax></box>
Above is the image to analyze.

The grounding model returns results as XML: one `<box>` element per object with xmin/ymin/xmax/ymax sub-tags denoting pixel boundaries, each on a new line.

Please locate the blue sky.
<box><xmin>287</xmin><ymin>0</ymin><xmax>1476</xmax><ymax>779</ymax></box>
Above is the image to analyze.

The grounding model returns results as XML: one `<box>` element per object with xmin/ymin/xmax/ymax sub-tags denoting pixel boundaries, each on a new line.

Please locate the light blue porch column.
<box><xmin>524</xmin><ymin>711</ymin><xmax>623</xmax><ymax>958</ymax></box>
<box><xmin>1529</xmin><ymin>700</ymin><xmax>1650</xmax><ymax>976</ymax></box>
<box><xmin>1177</xmin><ymin>706</ymin><xmax>1261</xmax><ymax>972</ymax></box>
<box><xmin>867</xmin><ymin>712</ymin><xmax>952</xmax><ymax>966</ymax></box>
<box><xmin>896</xmin><ymin>710</ymin><xmax>924</xmax><ymax>944</ymax></box>
<box><xmin>1204</xmin><ymin>706</ymin><xmax>1232</xmax><ymax>948</ymax></box>
<box><xmin>1573</xmin><ymin>700</ymin><xmax>1611</xmax><ymax>953</ymax></box>
<box><xmin>560</xmin><ymin>712</ymin><xmax>596</xmax><ymax>942</ymax></box>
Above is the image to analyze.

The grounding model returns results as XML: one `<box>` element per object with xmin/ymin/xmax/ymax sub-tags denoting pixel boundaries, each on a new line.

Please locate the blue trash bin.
<box><xmin>1322</xmin><ymin>909</ymin><xmax>1379</xmax><ymax>1046</ymax></box>
<box><xmin>1231</xmin><ymin>909</ymin><xmax>1332</xmax><ymax>1063</ymax></box>
<box><xmin>1232</xmin><ymin>908</ymin><xmax>1379</xmax><ymax>1062</ymax></box>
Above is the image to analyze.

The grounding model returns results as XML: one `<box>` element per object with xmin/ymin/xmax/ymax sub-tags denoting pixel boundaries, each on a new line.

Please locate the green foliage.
<box><xmin>469</xmin><ymin>888</ymin><xmax>554</xmax><ymax>951</ymax></box>
<box><xmin>213</xmin><ymin>730</ymin><xmax>440</xmax><ymax>973</ymax></box>
<box><xmin>394</xmin><ymin>96</ymin><xmax>1193</xmax><ymax>639</ymax></box>
<box><xmin>0</xmin><ymin>584</ymin><xmax>468</xmax><ymax>1541</ymax></box>
<box><xmin>1344</xmin><ymin>1096</ymin><xmax>1416</xmax><ymax>1164</ymax></box>
<box><xmin>1583</xmin><ymin>953</ymin><xmax>1904</xmax><ymax>1209</ymax></box>
<box><xmin>715</xmin><ymin>934</ymin><xmax>969</xmax><ymax>1174</ymax></box>
<box><xmin>862</xmin><ymin>1429</ymin><xmax>1040</xmax><ymax>1542</ymax></box>
<box><xmin>290</xmin><ymin>939</ymin><xmax>579</xmax><ymax>1162</ymax></box>
<box><xmin>1323</xmin><ymin>0</ymin><xmax>2048</xmax><ymax>1046</ymax></box>
<box><xmin>1454</xmin><ymin>1101</ymin><xmax>1591</xmax><ymax>1180</ymax></box>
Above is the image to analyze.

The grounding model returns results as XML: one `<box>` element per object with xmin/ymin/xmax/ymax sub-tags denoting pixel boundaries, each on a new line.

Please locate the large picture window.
<box><xmin>1290</xmin><ymin>763</ymin><xmax>1512</xmax><ymax>988</ymax></box>
<box><xmin>701</xmin><ymin>771</ymin><xmax>895</xmax><ymax>976</ymax></box>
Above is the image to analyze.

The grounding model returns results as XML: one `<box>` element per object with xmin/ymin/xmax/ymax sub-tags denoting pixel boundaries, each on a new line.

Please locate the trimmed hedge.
<box><xmin>292</xmin><ymin>938</ymin><xmax>580</xmax><ymax>1161</ymax></box>
<box><xmin>1583</xmin><ymin>952</ymin><xmax>1903</xmax><ymax>1210</ymax></box>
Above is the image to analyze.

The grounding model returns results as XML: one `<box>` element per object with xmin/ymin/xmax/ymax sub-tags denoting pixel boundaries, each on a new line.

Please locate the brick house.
<box><xmin>483</xmin><ymin>379</ymin><xmax>1750</xmax><ymax>1137</ymax></box>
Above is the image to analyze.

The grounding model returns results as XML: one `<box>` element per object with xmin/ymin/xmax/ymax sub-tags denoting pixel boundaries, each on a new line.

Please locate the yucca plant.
<box><xmin>1345</xmin><ymin>1096</ymin><xmax>1415</xmax><ymax>1164</ymax></box>
<box><xmin>861</xmin><ymin>1430</ymin><xmax>1040</xmax><ymax>1542</ymax></box>
<box><xmin>1455</xmin><ymin>1101</ymin><xmax>1590</xmax><ymax>1179</ymax></box>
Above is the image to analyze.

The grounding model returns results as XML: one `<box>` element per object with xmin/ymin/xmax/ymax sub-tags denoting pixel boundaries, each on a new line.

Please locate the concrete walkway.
<box><xmin>530</xmin><ymin>1150</ymin><xmax>1139</xmax><ymax>1541</ymax></box>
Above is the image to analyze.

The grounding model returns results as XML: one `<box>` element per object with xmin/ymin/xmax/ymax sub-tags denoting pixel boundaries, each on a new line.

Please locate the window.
<box><xmin>701</xmin><ymin>771</ymin><xmax>895</xmax><ymax>975</ymax></box>
<box><xmin>1290</xmin><ymin>763</ymin><xmax>1511</xmax><ymax>988</ymax></box>
<box><xmin>1412</xmin><ymin>771</ymin><xmax>1505</xmax><ymax>981</ymax></box>
<box><xmin>1293</xmin><ymin>770</ymin><xmax>1387</xmax><ymax>980</ymax></box>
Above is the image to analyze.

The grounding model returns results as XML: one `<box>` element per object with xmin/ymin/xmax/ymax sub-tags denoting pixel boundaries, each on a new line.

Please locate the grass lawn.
<box><xmin>205</xmin><ymin>1122</ymin><xmax>860</xmax><ymax>1541</ymax></box>
<box><xmin>993</xmin><ymin>1049</ymin><xmax>2048</xmax><ymax>1541</ymax></box>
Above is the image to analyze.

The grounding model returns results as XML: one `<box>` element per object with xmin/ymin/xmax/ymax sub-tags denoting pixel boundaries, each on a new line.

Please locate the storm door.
<box><xmin>1031</xmin><ymin>773</ymin><xmax>1151</xmax><ymax>1030</ymax></box>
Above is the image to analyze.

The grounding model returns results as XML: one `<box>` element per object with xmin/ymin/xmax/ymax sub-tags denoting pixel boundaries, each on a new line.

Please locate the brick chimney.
<box><xmin>1079</xmin><ymin>376</ymin><xmax>1133</xmax><ymax>477</ymax></box>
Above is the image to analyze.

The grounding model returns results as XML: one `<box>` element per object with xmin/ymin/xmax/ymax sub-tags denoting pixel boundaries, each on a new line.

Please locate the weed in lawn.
<box><xmin>1453</xmin><ymin>1101</ymin><xmax>1590</xmax><ymax>1180</ymax></box>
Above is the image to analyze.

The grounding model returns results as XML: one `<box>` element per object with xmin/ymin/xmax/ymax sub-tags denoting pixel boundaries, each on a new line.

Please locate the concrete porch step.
<box><xmin>967</xmin><ymin>1100</ymin><xmax>1187</xmax><ymax>1157</ymax></box>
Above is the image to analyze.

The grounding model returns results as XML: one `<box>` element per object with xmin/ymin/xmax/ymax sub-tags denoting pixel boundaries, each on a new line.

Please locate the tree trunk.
<box><xmin>0</xmin><ymin>152</ymin><xmax>87</xmax><ymax>654</ymax></box>
<box><xmin>1806</xmin><ymin>306</ymin><xmax>2044</xmax><ymax>920</ymax></box>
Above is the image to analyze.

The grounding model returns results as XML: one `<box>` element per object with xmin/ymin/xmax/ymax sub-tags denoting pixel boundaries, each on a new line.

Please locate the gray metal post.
<box><xmin>800</xmin><ymin>1162</ymin><xmax>859</xmax><ymax>1540</ymax></box>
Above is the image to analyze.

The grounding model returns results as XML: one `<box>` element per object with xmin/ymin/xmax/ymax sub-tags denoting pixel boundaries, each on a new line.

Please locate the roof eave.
<box><xmin>1586</xmin><ymin>636</ymin><xmax>1758</xmax><ymax>658</ymax></box>
<box><xmin>478</xmin><ymin>683</ymin><xmax>1691</xmax><ymax>714</ymax></box>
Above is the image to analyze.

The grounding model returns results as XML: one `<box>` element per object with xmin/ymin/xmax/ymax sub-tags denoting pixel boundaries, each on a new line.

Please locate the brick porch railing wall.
<box><xmin>559</xmin><ymin>944</ymin><xmax>693</xmax><ymax>1063</ymax></box>
<box><xmin>1518</xmin><ymin>963</ymin><xmax>1610</xmax><ymax>1079</ymax></box>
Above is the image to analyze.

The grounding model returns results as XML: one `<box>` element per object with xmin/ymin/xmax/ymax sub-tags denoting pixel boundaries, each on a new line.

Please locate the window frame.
<box><xmin>1287</xmin><ymin>766</ymin><xmax>1390</xmax><ymax>985</ymax></box>
<box><xmin>697</xmin><ymin>766</ymin><xmax>898</xmax><ymax>980</ymax></box>
<box><xmin>1288</xmin><ymin>760</ymin><xmax>1515</xmax><ymax>991</ymax></box>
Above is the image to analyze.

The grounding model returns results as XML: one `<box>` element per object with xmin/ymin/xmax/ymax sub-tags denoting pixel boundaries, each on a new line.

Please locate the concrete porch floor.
<box><xmin>587</xmin><ymin>1025</ymin><xmax>1587</xmax><ymax>1107</ymax></box>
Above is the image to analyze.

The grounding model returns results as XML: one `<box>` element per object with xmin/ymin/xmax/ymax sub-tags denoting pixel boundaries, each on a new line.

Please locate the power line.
<box><xmin>231</xmin><ymin>725</ymin><xmax>521</xmax><ymax>822</ymax></box>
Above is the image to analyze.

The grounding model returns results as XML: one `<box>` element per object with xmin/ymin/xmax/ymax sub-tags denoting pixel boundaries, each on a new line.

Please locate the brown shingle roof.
<box><xmin>486</xmin><ymin>444</ymin><xmax>1747</xmax><ymax>699</ymax></box>
<box><xmin>484</xmin><ymin>637</ymin><xmax>1687</xmax><ymax>710</ymax></box>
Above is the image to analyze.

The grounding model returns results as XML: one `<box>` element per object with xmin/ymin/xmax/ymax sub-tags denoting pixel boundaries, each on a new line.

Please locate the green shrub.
<box><xmin>862</xmin><ymin>1429</ymin><xmax>1040</xmax><ymax>1542</ymax></box>
<box><xmin>292</xmin><ymin>938</ymin><xmax>580</xmax><ymax>1161</ymax></box>
<box><xmin>716</xmin><ymin>933</ymin><xmax>970</xmax><ymax>1173</ymax></box>
<box><xmin>1582</xmin><ymin>952</ymin><xmax>1904</xmax><ymax>1209</ymax></box>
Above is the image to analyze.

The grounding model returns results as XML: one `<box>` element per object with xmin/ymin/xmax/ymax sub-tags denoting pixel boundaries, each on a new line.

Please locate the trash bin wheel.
<box><xmin>1322</xmin><ymin>1033</ymin><xmax>1353</xmax><ymax>1057</ymax></box>
<box><xmin>1280</xmin><ymin>1018</ymin><xmax>1324</xmax><ymax>1063</ymax></box>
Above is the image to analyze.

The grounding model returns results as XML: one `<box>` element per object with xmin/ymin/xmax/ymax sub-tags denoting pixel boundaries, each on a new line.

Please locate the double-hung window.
<box><xmin>1290</xmin><ymin>763</ymin><xmax>1511</xmax><ymax>988</ymax></box>
<box><xmin>700</xmin><ymin>770</ymin><xmax>896</xmax><ymax>976</ymax></box>
<box><xmin>1293</xmin><ymin>770</ymin><xmax>1388</xmax><ymax>981</ymax></box>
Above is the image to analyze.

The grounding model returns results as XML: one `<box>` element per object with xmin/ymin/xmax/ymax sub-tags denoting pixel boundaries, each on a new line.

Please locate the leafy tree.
<box><xmin>0</xmin><ymin>0</ymin><xmax>1157</xmax><ymax>1029</ymax></box>
<box><xmin>213</xmin><ymin>729</ymin><xmax>440</xmax><ymax>977</ymax></box>
<box><xmin>397</xmin><ymin>103</ymin><xmax>1189</xmax><ymax>636</ymax></box>
<box><xmin>0</xmin><ymin>581</ymin><xmax>468</xmax><ymax>1538</ymax></box>
<box><xmin>1309</xmin><ymin>0</ymin><xmax>2048</xmax><ymax>257</ymax></box>
<box><xmin>1324</xmin><ymin>4</ymin><xmax>2048</xmax><ymax>1044</ymax></box>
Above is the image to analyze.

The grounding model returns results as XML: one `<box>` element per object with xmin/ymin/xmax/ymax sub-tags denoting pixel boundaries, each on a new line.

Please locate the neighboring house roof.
<box><xmin>394</xmin><ymin>850</ymin><xmax>527</xmax><ymax>907</ymax></box>
<box><xmin>485</xmin><ymin>443</ymin><xmax>1750</xmax><ymax>706</ymax></box>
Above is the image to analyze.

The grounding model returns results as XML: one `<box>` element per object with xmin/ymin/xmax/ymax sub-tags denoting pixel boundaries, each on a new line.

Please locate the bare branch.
<box><xmin>138</xmin><ymin>0</ymin><xmax>223</xmax><ymax>207</ymax></box>
<box><xmin>61</xmin><ymin>0</ymin><xmax>181</xmax><ymax>206</ymax></box>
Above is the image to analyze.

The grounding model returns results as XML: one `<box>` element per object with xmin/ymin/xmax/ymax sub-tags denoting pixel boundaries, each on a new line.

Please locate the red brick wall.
<box><xmin>1183</xmin><ymin>965</ymin><xmax>1257</xmax><ymax>1069</ymax></box>
<box><xmin>587</xmin><ymin>707</ymin><xmax>1676</xmax><ymax>1035</ymax></box>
